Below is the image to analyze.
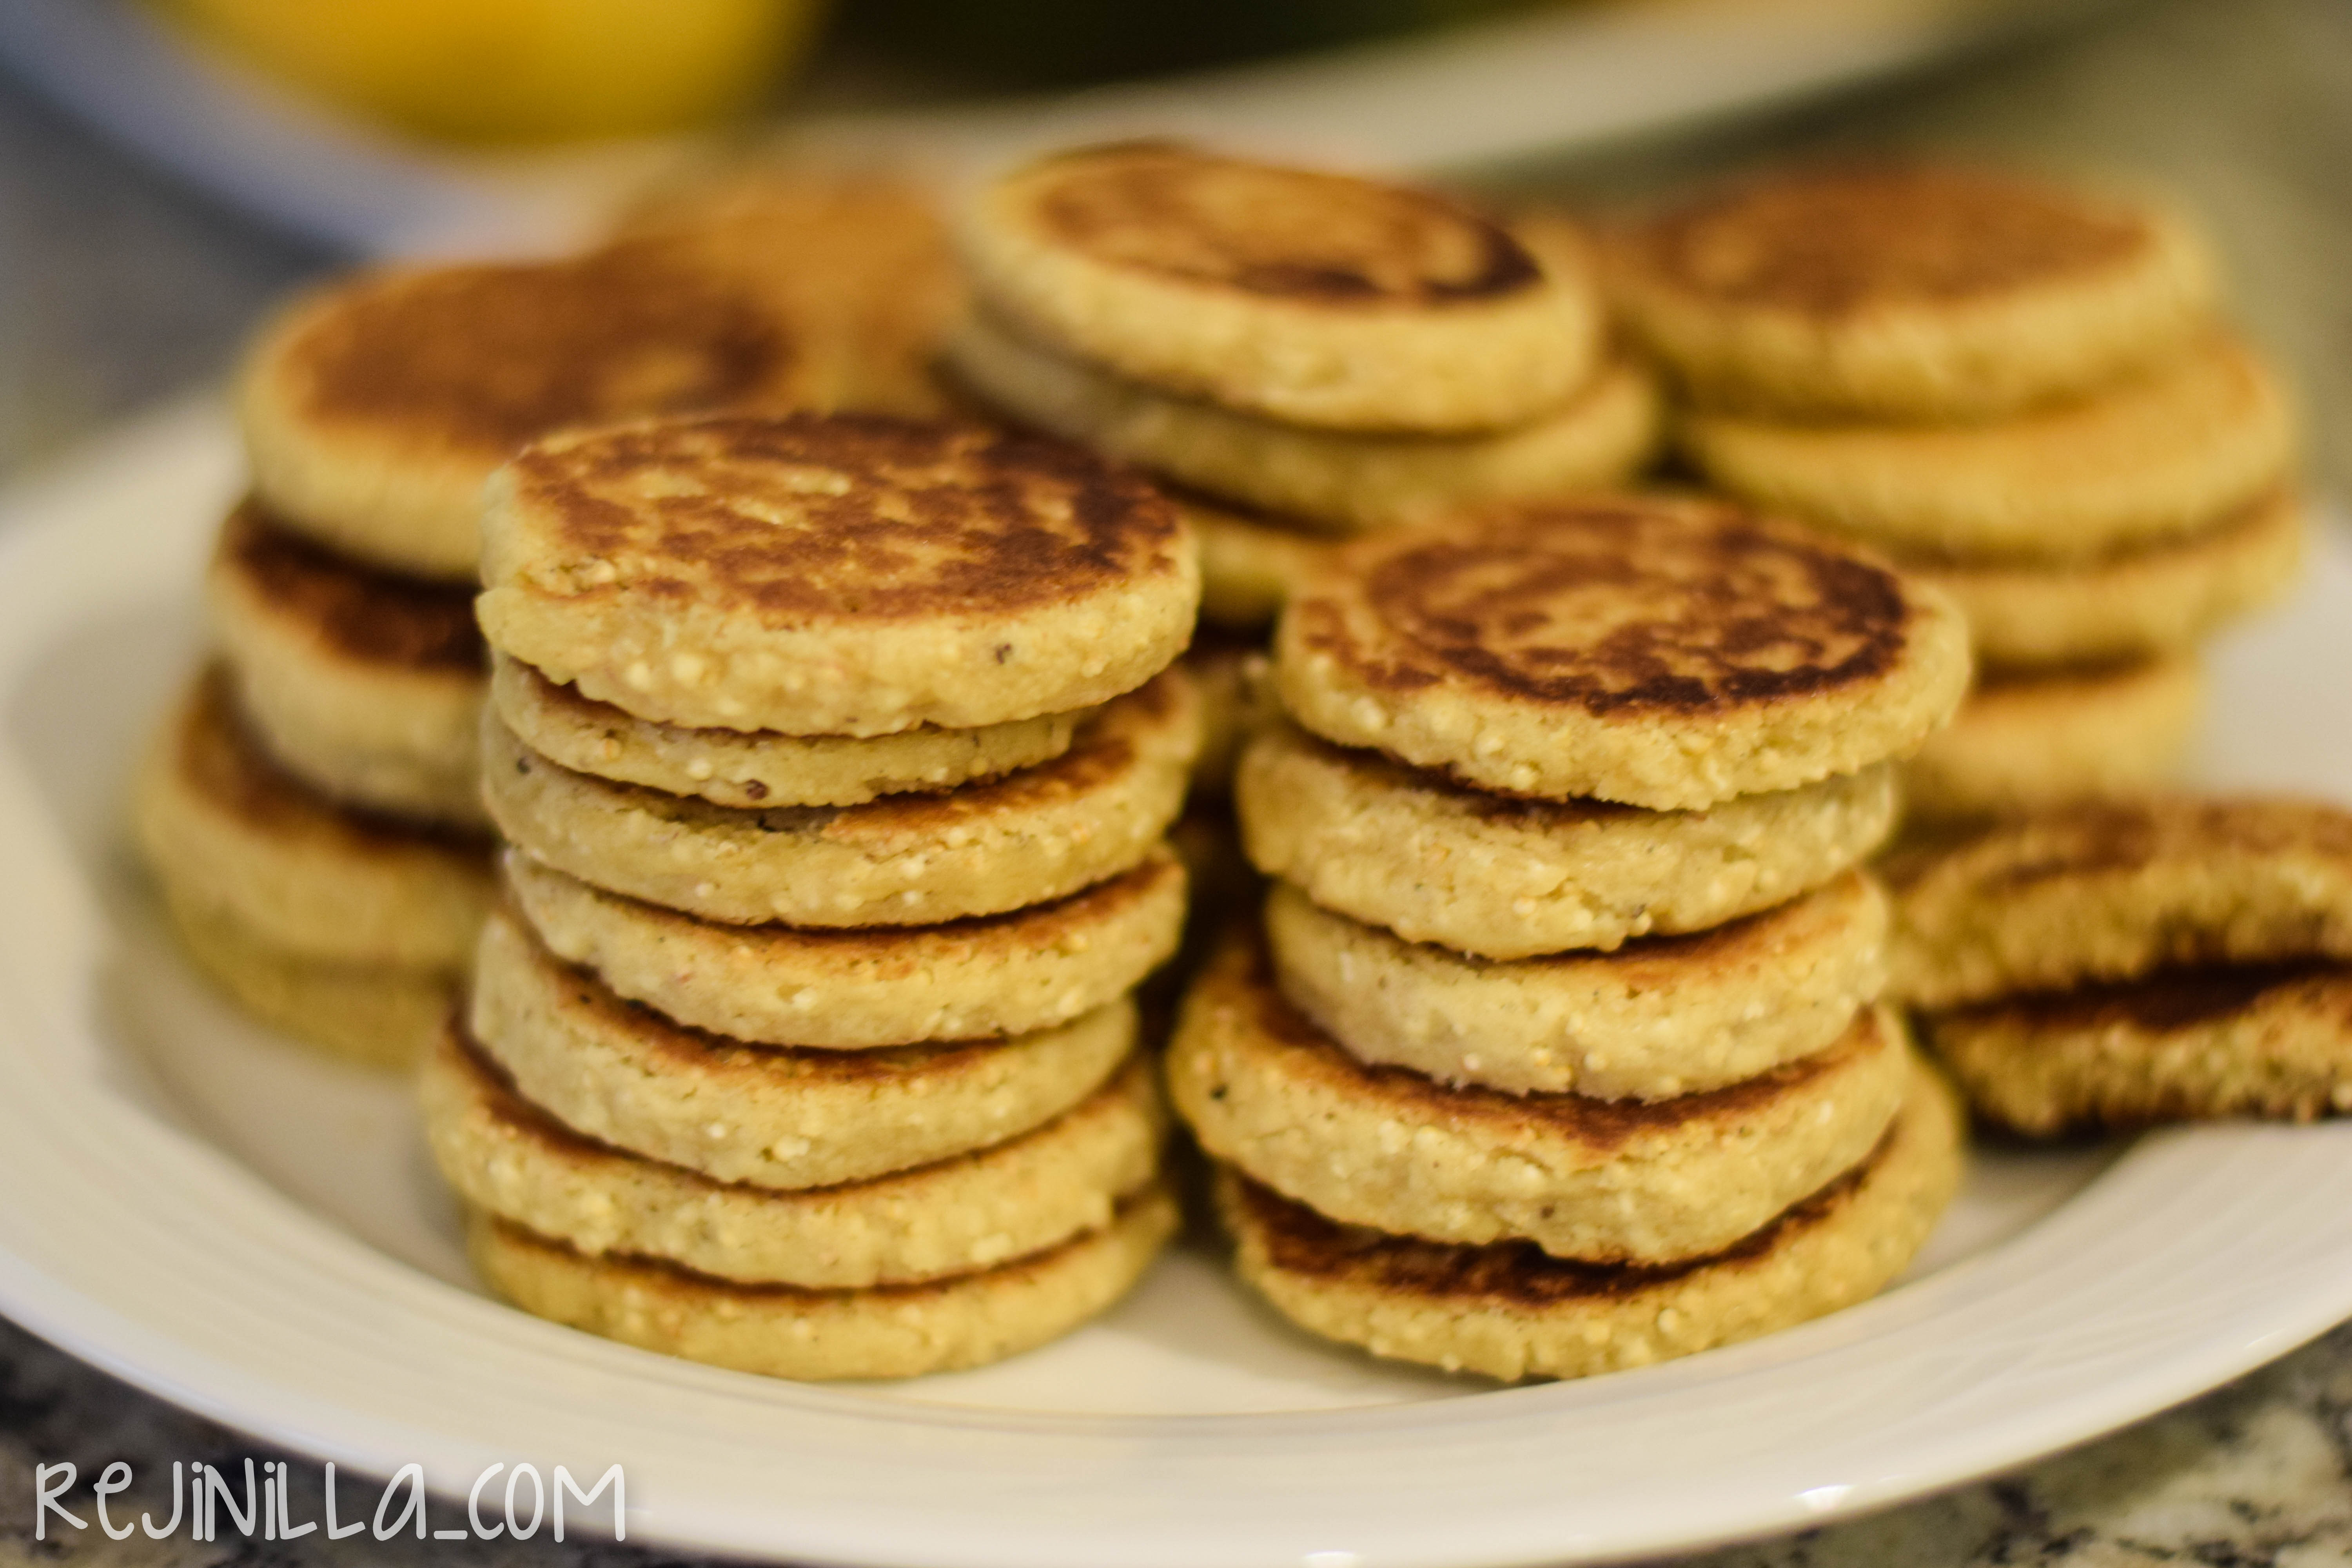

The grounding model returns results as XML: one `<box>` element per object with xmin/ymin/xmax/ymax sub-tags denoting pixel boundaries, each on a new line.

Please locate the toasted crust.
<box><xmin>477</xmin><ymin>413</ymin><xmax>1198</xmax><ymax>734</ymax></box>
<box><xmin>503</xmin><ymin>846</ymin><xmax>1185</xmax><ymax>1049</ymax></box>
<box><xmin>1607</xmin><ymin>163</ymin><xmax>2217</xmax><ymax>421</ymax></box>
<box><xmin>1902</xmin><ymin>656</ymin><xmax>2203</xmax><ymax>826</ymax></box>
<box><xmin>1681</xmin><ymin>334</ymin><xmax>2296</xmax><ymax>564</ymax></box>
<box><xmin>469</xmin><ymin>1185</ymin><xmax>1176</xmax><ymax>1381</ymax></box>
<box><xmin>1168</xmin><ymin>934</ymin><xmax>1906</xmax><ymax>1263</ymax></box>
<box><xmin>240</xmin><ymin>251</ymin><xmax>820</xmax><ymax>578</ymax></box>
<box><xmin>426</xmin><ymin>1027</ymin><xmax>1164</xmax><ymax>1287</ymax></box>
<box><xmin>1912</xmin><ymin>489</ymin><xmax>2305</xmax><ymax>671</ymax></box>
<box><xmin>156</xmin><ymin>887</ymin><xmax>451</xmax><ymax>1069</ymax></box>
<box><xmin>1924</xmin><ymin>962</ymin><xmax>2352</xmax><ymax>1132</ymax></box>
<box><xmin>1273</xmin><ymin>496</ymin><xmax>1971</xmax><ymax>810</ymax></box>
<box><xmin>1237</xmin><ymin>719</ymin><xmax>1897</xmax><ymax>959</ymax></box>
<box><xmin>489</xmin><ymin>654</ymin><xmax>1082</xmax><ymax>809</ymax></box>
<box><xmin>467</xmin><ymin>907</ymin><xmax>1135</xmax><ymax>1188</ymax></box>
<box><xmin>1218</xmin><ymin>1062</ymin><xmax>1962</xmax><ymax>1382</ymax></box>
<box><xmin>1265</xmin><ymin>871</ymin><xmax>1886</xmax><ymax>1100</ymax></box>
<box><xmin>133</xmin><ymin>665</ymin><xmax>492</xmax><ymax>970</ymax></box>
<box><xmin>957</xmin><ymin>143</ymin><xmax>1602</xmax><ymax>432</ymax></box>
<box><xmin>485</xmin><ymin>671</ymin><xmax>1196</xmax><ymax>927</ymax></box>
<box><xmin>945</xmin><ymin>307</ymin><xmax>1658</xmax><ymax>531</ymax></box>
<box><xmin>206</xmin><ymin>501</ymin><xmax>486</xmax><ymax>825</ymax></box>
<box><xmin>1885</xmin><ymin>796</ymin><xmax>2352</xmax><ymax>1007</ymax></box>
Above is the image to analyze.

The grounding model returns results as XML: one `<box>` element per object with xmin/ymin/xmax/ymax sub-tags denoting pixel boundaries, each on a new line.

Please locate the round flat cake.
<box><xmin>1272</xmin><ymin>495</ymin><xmax>1970</xmax><ymax>809</ymax></box>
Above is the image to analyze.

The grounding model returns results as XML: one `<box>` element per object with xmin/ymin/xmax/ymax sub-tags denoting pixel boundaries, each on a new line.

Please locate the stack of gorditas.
<box><xmin>1174</xmin><ymin>495</ymin><xmax>1974</xmax><ymax>1381</ymax></box>
<box><xmin>430</xmin><ymin>410</ymin><xmax>1201</xmax><ymax>1379</ymax></box>
<box><xmin>1611</xmin><ymin>163</ymin><xmax>2303</xmax><ymax>826</ymax></box>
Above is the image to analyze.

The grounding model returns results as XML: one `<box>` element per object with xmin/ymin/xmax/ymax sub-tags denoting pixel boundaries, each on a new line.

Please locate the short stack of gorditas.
<box><xmin>943</xmin><ymin>141</ymin><xmax>1661</xmax><ymax>639</ymax></box>
<box><xmin>431</xmin><ymin>411</ymin><xmax>1201</xmax><ymax>1379</ymax></box>
<box><xmin>1173</xmin><ymin>495</ymin><xmax>1973</xmax><ymax>1381</ymax></box>
<box><xmin>1612</xmin><ymin>163</ymin><xmax>2304</xmax><ymax>825</ymax></box>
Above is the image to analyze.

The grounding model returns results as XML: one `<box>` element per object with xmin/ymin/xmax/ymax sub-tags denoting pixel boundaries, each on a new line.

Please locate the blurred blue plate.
<box><xmin>0</xmin><ymin>0</ymin><xmax>2119</xmax><ymax>257</ymax></box>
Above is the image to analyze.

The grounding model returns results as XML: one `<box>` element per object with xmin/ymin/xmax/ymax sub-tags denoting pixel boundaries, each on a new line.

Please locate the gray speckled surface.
<box><xmin>5</xmin><ymin>0</ymin><xmax>2352</xmax><ymax>1561</ymax></box>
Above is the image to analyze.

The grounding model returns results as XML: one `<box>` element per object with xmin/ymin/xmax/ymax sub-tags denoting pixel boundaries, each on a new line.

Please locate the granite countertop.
<box><xmin>5</xmin><ymin>0</ymin><xmax>2351</xmax><ymax>1561</ymax></box>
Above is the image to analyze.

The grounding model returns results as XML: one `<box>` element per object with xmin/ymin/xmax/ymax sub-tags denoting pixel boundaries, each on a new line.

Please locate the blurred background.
<box><xmin>0</xmin><ymin>0</ymin><xmax>2345</xmax><ymax>484</ymax></box>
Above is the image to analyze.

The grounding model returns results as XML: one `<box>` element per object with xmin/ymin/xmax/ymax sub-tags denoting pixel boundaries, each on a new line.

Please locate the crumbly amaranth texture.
<box><xmin>604</xmin><ymin>166</ymin><xmax>964</xmax><ymax>417</ymax></box>
<box><xmin>1183</xmin><ymin>635</ymin><xmax>1276</xmax><ymax>797</ymax></box>
<box><xmin>490</xmin><ymin>653</ymin><xmax>1083</xmax><ymax>809</ymax></box>
<box><xmin>945</xmin><ymin>307</ymin><xmax>1658</xmax><ymax>532</ymax></box>
<box><xmin>206</xmin><ymin>500</ymin><xmax>486</xmax><ymax>825</ymax></box>
<box><xmin>1273</xmin><ymin>496</ymin><xmax>1970</xmax><ymax>810</ymax></box>
<box><xmin>1902</xmin><ymin>655</ymin><xmax>2203</xmax><ymax>826</ymax></box>
<box><xmin>1606</xmin><ymin>163</ymin><xmax>2218</xmax><ymax>421</ymax></box>
<box><xmin>1218</xmin><ymin>1060</ymin><xmax>1962</xmax><ymax>1382</ymax></box>
<box><xmin>1922</xmin><ymin>962</ymin><xmax>2352</xmax><ymax>1132</ymax></box>
<box><xmin>485</xmin><ymin>671</ymin><xmax>1196</xmax><ymax>926</ymax></box>
<box><xmin>238</xmin><ymin>250</ymin><xmax>823</xmax><ymax>578</ymax></box>
<box><xmin>956</xmin><ymin>143</ymin><xmax>1604</xmax><ymax>433</ymax></box>
<box><xmin>156</xmin><ymin>887</ymin><xmax>451</xmax><ymax>1070</ymax></box>
<box><xmin>468</xmin><ymin>907</ymin><xmax>1134</xmax><ymax>1188</ymax></box>
<box><xmin>426</xmin><ymin>1029</ymin><xmax>1164</xmax><ymax>1288</ymax></box>
<box><xmin>1911</xmin><ymin>489</ymin><xmax>2305</xmax><ymax>671</ymax></box>
<box><xmin>1165</xmin><ymin>935</ymin><xmax>1906</xmax><ymax>1263</ymax></box>
<box><xmin>475</xmin><ymin>413</ymin><xmax>1198</xmax><ymax>735</ymax></box>
<box><xmin>1236</xmin><ymin>720</ymin><xmax>1898</xmax><ymax>959</ymax></box>
<box><xmin>1265</xmin><ymin>870</ymin><xmax>1886</xmax><ymax>1100</ymax></box>
<box><xmin>468</xmin><ymin>1185</ymin><xmax>1176</xmax><ymax>1381</ymax></box>
<box><xmin>1885</xmin><ymin>796</ymin><xmax>2352</xmax><ymax>1007</ymax></box>
<box><xmin>1681</xmin><ymin>334</ymin><xmax>2296</xmax><ymax>565</ymax></box>
<box><xmin>504</xmin><ymin>846</ymin><xmax>1185</xmax><ymax>1049</ymax></box>
<box><xmin>1186</xmin><ymin>497</ymin><xmax>1332</xmax><ymax>630</ymax></box>
<box><xmin>133</xmin><ymin>665</ymin><xmax>492</xmax><ymax>970</ymax></box>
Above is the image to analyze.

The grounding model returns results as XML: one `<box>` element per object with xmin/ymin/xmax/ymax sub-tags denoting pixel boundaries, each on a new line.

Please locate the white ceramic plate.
<box><xmin>4</xmin><ymin>401</ymin><xmax>2352</xmax><ymax>1567</ymax></box>
<box><xmin>0</xmin><ymin>0</ymin><xmax>2122</xmax><ymax>255</ymax></box>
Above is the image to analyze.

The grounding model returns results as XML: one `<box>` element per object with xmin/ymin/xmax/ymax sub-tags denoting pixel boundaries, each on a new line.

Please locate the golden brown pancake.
<box><xmin>240</xmin><ymin>249</ymin><xmax>822</xmax><ymax>577</ymax></box>
<box><xmin>1272</xmin><ymin>495</ymin><xmax>1971</xmax><ymax>809</ymax></box>
<box><xmin>1263</xmin><ymin>869</ymin><xmax>1886</xmax><ymax>1100</ymax></box>
<box><xmin>1607</xmin><ymin>162</ymin><xmax>2216</xmax><ymax>420</ymax></box>
<box><xmin>957</xmin><ymin>142</ymin><xmax>1603</xmax><ymax>432</ymax></box>
<box><xmin>426</xmin><ymin>1024</ymin><xmax>1164</xmax><ymax>1288</ymax></box>
<box><xmin>1216</xmin><ymin>1056</ymin><xmax>1961</xmax><ymax>1381</ymax></box>
<box><xmin>467</xmin><ymin>905</ymin><xmax>1136</xmax><ymax>1189</ymax></box>
<box><xmin>1922</xmin><ymin>960</ymin><xmax>2352</xmax><ymax>1131</ymax></box>
<box><xmin>215</xmin><ymin>500</ymin><xmax>481</xmax><ymax>674</ymax></box>
<box><xmin>476</xmin><ymin>413</ymin><xmax>1200</xmax><ymax>735</ymax></box>
<box><xmin>502</xmin><ymin>844</ymin><xmax>1187</xmax><ymax>1049</ymax></box>
<box><xmin>134</xmin><ymin>664</ymin><xmax>493</xmax><ymax>971</ymax></box>
<box><xmin>468</xmin><ymin>1184</ymin><xmax>1177</xmax><ymax>1381</ymax></box>
<box><xmin>1166</xmin><ymin>932</ymin><xmax>1906</xmax><ymax>1263</ymax></box>
<box><xmin>206</xmin><ymin>500</ymin><xmax>487</xmax><ymax>824</ymax></box>
<box><xmin>488</xmin><ymin>652</ymin><xmax>1083</xmax><ymax>809</ymax></box>
<box><xmin>1886</xmin><ymin>796</ymin><xmax>2352</xmax><ymax>1007</ymax></box>
<box><xmin>1236</xmin><ymin>717</ymin><xmax>1897</xmax><ymax>959</ymax></box>
<box><xmin>1901</xmin><ymin>655</ymin><xmax>2204</xmax><ymax>825</ymax></box>
<box><xmin>483</xmin><ymin>670</ymin><xmax>1195</xmax><ymax>927</ymax></box>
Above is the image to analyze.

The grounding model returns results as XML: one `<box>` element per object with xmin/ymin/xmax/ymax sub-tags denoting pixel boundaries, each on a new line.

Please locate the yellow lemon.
<box><xmin>152</xmin><ymin>0</ymin><xmax>826</xmax><ymax>145</ymax></box>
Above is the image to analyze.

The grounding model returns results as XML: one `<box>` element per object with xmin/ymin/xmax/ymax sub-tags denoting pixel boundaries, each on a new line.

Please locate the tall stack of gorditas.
<box><xmin>943</xmin><ymin>142</ymin><xmax>1661</xmax><ymax>639</ymax></box>
<box><xmin>1610</xmin><ymin>164</ymin><xmax>2303</xmax><ymax>825</ymax></box>
<box><xmin>1174</xmin><ymin>496</ymin><xmax>1973</xmax><ymax>1381</ymax></box>
<box><xmin>138</xmin><ymin>243</ymin><xmax>825</xmax><ymax>1067</ymax></box>
<box><xmin>431</xmin><ymin>412</ymin><xmax>1200</xmax><ymax>1379</ymax></box>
